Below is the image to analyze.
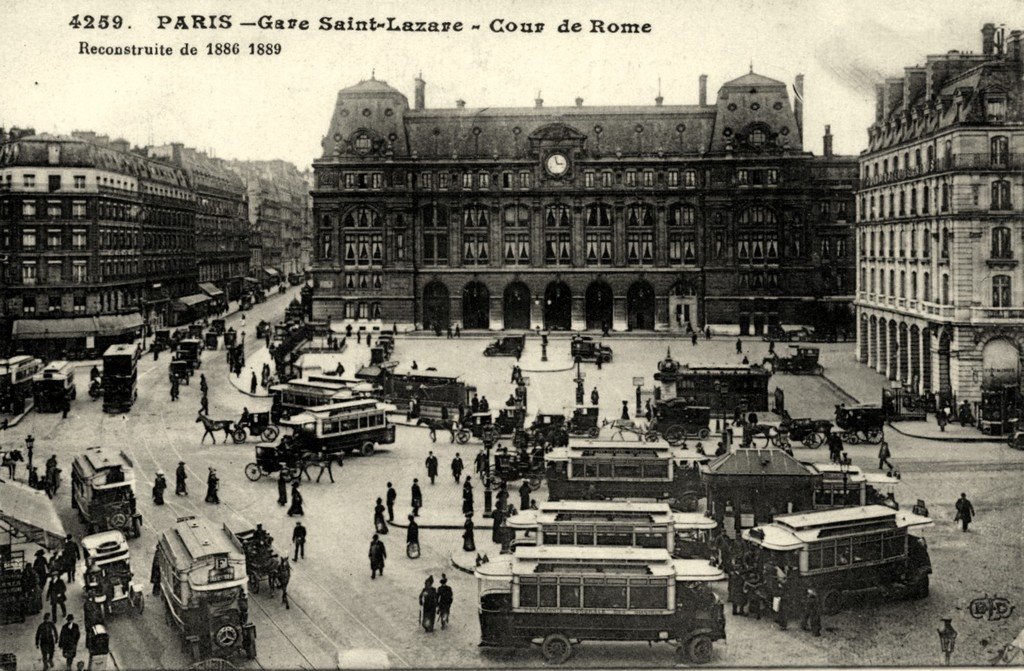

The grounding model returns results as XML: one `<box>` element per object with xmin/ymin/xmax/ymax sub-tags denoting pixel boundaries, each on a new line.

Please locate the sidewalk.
<box><xmin>886</xmin><ymin>419</ymin><xmax>1006</xmax><ymax>443</ymax></box>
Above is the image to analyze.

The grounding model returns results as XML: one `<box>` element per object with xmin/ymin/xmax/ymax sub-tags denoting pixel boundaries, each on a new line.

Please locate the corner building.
<box><xmin>855</xmin><ymin>24</ymin><xmax>1024</xmax><ymax>403</ymax></box>
<box><xmin>311</xmin><ymin>73</ymin><xmax>857</xmax><ymax>333</ymax></box>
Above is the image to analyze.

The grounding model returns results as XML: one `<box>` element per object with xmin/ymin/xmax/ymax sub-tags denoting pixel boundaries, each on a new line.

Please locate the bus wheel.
<box><xmin>685</xmin><ymin>634</ymin><xmax>714</xmax><ymax>664</ymax></box>
<box><xmin>822</xmin><ymin>590</ymin><xmax>843</xmax><ymax>615</ymax></box>
<box><xmin>360</xmin><ymin>442</ymin><xmax>375</xmax><ymax>457</ymax></box>
<box><xmin>541</xmin><ymin>633</ymin><xmax>573</xmax><ymax>664</ymax></box>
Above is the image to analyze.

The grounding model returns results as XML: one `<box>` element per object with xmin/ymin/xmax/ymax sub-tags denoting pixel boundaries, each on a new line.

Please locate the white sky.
<box><xmin>0</xmin><ymin>0</ymin><xmax>1017</xmax><ymax>167</ymax></box>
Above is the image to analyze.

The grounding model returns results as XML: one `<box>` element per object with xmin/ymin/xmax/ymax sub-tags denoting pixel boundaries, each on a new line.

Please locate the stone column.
<box><xmin>489</xmin><ymin>295</ymin><xmax>503</xmax><ymax>331</ymax></box>
<box><xmin>571</xmin><ymin>295</ymin><xmax>585</xmax><ymax>331</ymax></box>
<box><xmin>613</xmin><ymin>295</ymin><xmax>628</xmax><ymax>331</ymax></box>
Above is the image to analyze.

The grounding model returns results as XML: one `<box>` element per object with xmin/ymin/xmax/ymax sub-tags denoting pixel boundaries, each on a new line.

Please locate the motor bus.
<box><xmin>269</xmin><ymin>377</ymin><xmax>368</xmax><ymax>423</ymax></box>
<box><xmin>544</xmin><ymin>441</ymin><xmax>709</xmax><ymax>511</ymax></box>
<box><xmin>654</xmin><ymin>358</ymin><xmax>771</xmax><ymax>413</ymax></box>
<box><xmin>356</xmin><ymin>363</ymin><xmax>475</xmax><ymax>412</ymax></box>
<box><xmin>155</xmin><ymin>516</ymin><xmax>256</xmax><ymax>662</ymax></box>
<box><xmin>803</xmin><ymin>462</ymin><xmax>901</xmax><ymax>510</ymax></box>
<box><xmin>280</xmin><ymin>398</ymin><xmax>396</xmax><ymax>457</ymax></box>
<box><xmin>32</xmin><ymin>361</ymin><xmax>76</xmax><ymax>412</ymax></box>
<box><xmin>475</xmin><ymin>546</ymin><xmax>726</xmax><ymax>665</ymax></box>
<box><xmin>741</xmin><ymin>505</ymin><xmax>932</xmax><ymax>615</ymax></box>
<box><xmin>507</xmin><ymin>500</ymin><xmax>720</xmax><ymax>560</ymax></box>
<box><xmin>0</xmin><ymin>355</ymin><xmax>43</xmax><ymax>415</ymax></box>
<box><xmin>101</xmin><ymin>344</ymin><xmax>138</xmax><ymax>413</ymax></box>
<box><xmin>71</xmin><ymin>447</ymin><xmax>143</xmax><ymax>538</ymax></box>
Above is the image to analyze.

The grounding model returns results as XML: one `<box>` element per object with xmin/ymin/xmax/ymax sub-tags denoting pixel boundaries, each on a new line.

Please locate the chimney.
<box><xmin>699</xmin><ymin>74</ymin><xmax>708</xmax><ymax>105</ymax></box>
<box><xmin>575</xmin><ymin>97</ymin><xmax>584</xmax><ymax>107</ymax></box>
<box><xmin>535</xmin><ymin>92</ymin><xmax>543</xmax><ymax>108</ymax></box>
<box><xmin>1010</xmin><ymin>30</ymin><xmax>1023</xmax><ymax>65</ymax></box>
<box><xmin>823</xmin><ymin>125</ymin><xmax>833</xmax><ymax>157</ymax></box>
<box><xmin>794</xmin><ymin>74</ymin><xmax>804</xmax><ymax>138</ymax></box>
<box><xmin>170</xmin><ymin>142</ymin><xmax>184</xmax><ymax>164</ymax></box>
<box><xmin>110</xmin><ymin>138</ymin><xmax>130</xmax><ymax>153</ymax></box>
<box><xmin>414</xmin><ymin>74</ymin><xmax>425</xmax><ymax>110</ymax></box>
<box><xmin>455</xmin><ymin>99</ymin><xmax>466</xmax><ymax>109</ymax></box>
<box><xmin>982</xmin><ymin>23</ymin><xmax>996</xmax><ymax>55</ymax></box>
<box><xmin>655</xmin><ymin>94</ymin><xmax>664</xmax><ymax>107</ymax></box>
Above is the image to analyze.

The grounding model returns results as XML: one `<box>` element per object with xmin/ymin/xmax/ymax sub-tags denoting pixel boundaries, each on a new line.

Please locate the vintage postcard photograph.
<box><xmin>1</xmin><ymin>0</ymin><xmax>1023</xmax><ymax>668</ymax></box>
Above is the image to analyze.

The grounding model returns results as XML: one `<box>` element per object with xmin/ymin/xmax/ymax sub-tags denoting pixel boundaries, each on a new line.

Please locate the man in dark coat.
<box><xmin>386</xmin><ymin>482</ymin><xmax>397</xmax><ymax>522</ymax></box>
<box><xmin>276</xmin><ymin>557</ymin><xmax>291</xmax><ymax>609</ymax></box>
<box><xmin>955</xmin><ymin>492</ymin><xmax>976</xmax><ymax>532</ymax></box>
<box><xmin>474</xmin><ymin>450</ymin><xmax>487</xmax><ymax>476</ymax></box>
<box><xmin>519</xmin><ymin>480</ymin><xmax>532</xmax><ymax>511</ymax></box>
<box><xmin>292</xmin><ymin>521</ymin><xmax>306</xmax><ymax>561</ymax></box>
<box><xmin>735</xmin><ymin>338</ymin><xmax>743</xmax><ymax>354</ymax></box>
<box><xmin>150</xmin><ymin>553</ymin><xmax>161</xmax><ymax>596</ymax></box>
<box><xmin>61</xmin><ymin>536</ymin><xmax>79</xmax><ymax>582</ymax></box>
<box><xmin>491</xmin><ymin>505</ymin><xmax>505</xmax><ymax>544</ymax></box>
<box><xmin>175</xmin><ymin>461</ymin><xmax>188</xmax><ymax>495</ymax></box>
<box><xmin>287</xmin><ymin>482</ymin><xmax>304</xmax><ymax>516</ymax></box>
<box><xmin>35</xmin><ymin>612</ymin><xmax>58</xmax><ymax>670</ymax></box>
<box><xmin>58</xmin><ymin>614</ymin><xmax>80</xmax><ymax>670</ymax></box>
<box><xmin>407</xmin><ymin>515</ymin><xmax>420</xmax><ymax>550</ymax></box>
<box><xmin>425</xmin><ymin>452</ymin><xmax>439</xmax><ymax>485</ymax></box>
<box><xmin>801</xmin><ymin>589</ymin><xmax>822</xmax><ymax>636</ymax></box>
<box><xmin>199</xmin><ymin>394</ymin><xmax>209</xmax><ymax>416</ymax></box>
<box><xmin>451</xmin><ymin>454</ymin><xmax>464</xmax><ymax>484</ymax></box>
<box><xmin>250</xmin><ymin>372</ymin><xmax>258</xmax><ymax>394</ymax></box>
<box><xmin>368</xmin><ymin>534</ymin><xmax>387</xmax><ymax>579</ymax></box>
<box><xmin>462</xmin><ymin>477</ymin><xmax>474</xmax><ymax>516</ymax></box>
<box><xmin>153</xmin><ymin>471</ymin><xmax>167</xmax><ymax>505</ymax></box>
<box><xmin>47</xmin><ymin>574</ymin><xmax>67</xmax><ymax>621</ymax></box>
<box><xmin>419</xmin><ymin>576</ymin><xmax>438</xmax><ymax>632</ymax></box>
<box><xmin>411</xmin><ymin>478</ymin><xmax>423</xmax><ymax>516</ymax></box>
<box><xmin>277</xmin><ymin>472</ymin><xmax>289</xmax><ymax>506</ymax></box>
<box><xmin>591</xmin><ymin>387</ymin><xmax>600</xmax><ymax>406</ymax></box>
<box><xmin>33</xmin><ymin>550</ymin><xmax>49</xmax><ymax>590</ymax></box>
<box><xmin>437</xmin><ymin>574</ymin><xmax>454</xmax><ymax>630</ymax></box>
<box><xmin>205</xmin><ymin>468</ymin><xmax>220</xmax><ymax>504</ymax></box>
<box><xmin>621</xmin><ymin>401</ymin><xmax>630</xmax><ymax>420</ymax></box>
<box><xmin>727</xmin><ymin>558</ymin><xmax>746</xmax><ymax>615</ymax></box>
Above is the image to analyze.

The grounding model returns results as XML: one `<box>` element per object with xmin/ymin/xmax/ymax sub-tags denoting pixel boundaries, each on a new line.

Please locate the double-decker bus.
<box><xmin>101</xmin><ymin>344</ymin><xmax>138</xmax><ymax>413</ymax></box>
<box><xmin>544</xmin><ymin>442</ymin><xmax>708</xmax><ymax>511</ymax></box>
<box><xmin>741</xmin><ymin>505</ymin><xmax>932</xmax><ymax>615</ymax></box>
<box><xmin>803</xmin><ymin>462</ymin><xmax>901</xmax><ymax>510</ymax></box>
<box><xmin>269</xmin><ymin>377</ymin><xmax>372</xmax><ymax>424</ymax></box>
<box><xmin>356</xmin><ymin>363</ymin><xmax>475</xmax><ymax>412</ymax></box>
<box><xmin>32</xmin><ymin>361</ymin><xmax>76</xmax><ymax>412</ymax></box>
<box><xmin>507</xmin><ymin>500</ymin><xmax>720</xmax><ymax>561</ymax></box>
<box><xmin>280</xmin><ymin>398</ymin><xmax>396</xmax><ymax>457</ymax></box>
<box><xmin>475</xmin><ymin>546</ymin><xmax>726</xmax><ymax>665</ymax></box>
<box><xmin>654</xmin><ymin>359</ymin><xmax>771</xmax><ymax>413</ymax></box>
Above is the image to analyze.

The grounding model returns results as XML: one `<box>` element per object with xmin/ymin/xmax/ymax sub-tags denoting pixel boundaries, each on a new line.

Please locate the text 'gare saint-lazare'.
<box><xmin>155</xmin><ymin>15</ymin><xmax>653</xmax><ymax>34</ymax></box>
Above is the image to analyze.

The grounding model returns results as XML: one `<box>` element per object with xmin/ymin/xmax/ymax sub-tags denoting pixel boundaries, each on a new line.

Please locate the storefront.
<box><xmin>11</xmin><ymin>314</ymin><xmax>143</xmax><ymax>359</ymax></box>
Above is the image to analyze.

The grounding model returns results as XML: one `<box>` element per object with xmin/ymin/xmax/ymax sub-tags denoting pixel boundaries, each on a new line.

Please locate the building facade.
<box><xmin>0</xmin><ymin>130</ymin><xmax>196</xmax><ymax>356</ymax></box>
<box><xmin>148</xmin><ymin>144</ymin><xmax>249</xmax><ymax>300</ymax></box>
<box><xmin>855</xmin><ymin>24</ymin><xmax>1024</xmax><ymax>403</ymax></box>
<box><xmin>310</xmin><ymin>73</ymin><xmax>857</xmax><ymax>334</ymax></box>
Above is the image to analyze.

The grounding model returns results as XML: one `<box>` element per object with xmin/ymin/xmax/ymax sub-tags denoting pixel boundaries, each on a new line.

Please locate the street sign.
<box><xmin>632</xmin><ymin>376</ymin><xmax>644</xmax><ymax>387</ymax></box>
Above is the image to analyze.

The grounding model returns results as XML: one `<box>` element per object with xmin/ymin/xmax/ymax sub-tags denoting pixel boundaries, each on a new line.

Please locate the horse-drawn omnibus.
<box><xmin>32</xmin><ymin>361</ymin><xmax>76</xmax><ymax>412</ymax></box>
<box><xmin>269</xmin><ymin>377</ymin><xmax>366</xmax><ymax>423</ymax></box>
<box><xmin>475</xmin><ymin>546</ymin><xmax>726</xmax><ymax>665</ymax></box>
<box><xmin>280</xmin><ymin>398</ymin><xmax>396</xmax><ymax>457</ymax></box>
<box><xmin>101</xmin><ymin>344</ymin><xmax>138</xmax><ymax>413</ymax></box>
<box><xmin>741</xmin><ymin>505</ymin><xmax>932</xmax><ymax>615</ymax></box>
<box><xmin>155</xmin><ymin>516</ymin><xmax>256</xmax><ymax>662</ymax></box>
<box><xmin>544</xmin><ymin>442</ymin><xmax>709</xmax><ymax>511</ymax></box>
<box><xmin>507</xmin><ymin>500</ymin><xmax>721</xmax><ymax>561</ymax></box>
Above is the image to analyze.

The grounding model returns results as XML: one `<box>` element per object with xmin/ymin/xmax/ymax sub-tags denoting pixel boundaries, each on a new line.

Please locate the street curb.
<box><xmin>449</xmin><ymin>553</ymin><xmax>475</xmax><ymax>575</ymax></box>
<box><xmin>819</xmin><ymin>373</ymin><xmax>863</xmax><ymax>405</ymax></box>
<box><xmin>388</xmin><ymin>519</ymin><xmax>494</xmax><ymax>531</ymax></box>
<box><xmin>884</xmin><ymin>421</ymin><xmax>1007</xmax><ymax>444</ymax></box>
<box><xmin>1</xmin><ymin>403</ymin><xmax>33</xmax><ymax>429</ymax></box>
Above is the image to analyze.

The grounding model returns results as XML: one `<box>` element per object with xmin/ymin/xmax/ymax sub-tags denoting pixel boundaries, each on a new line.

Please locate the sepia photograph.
<box><xmin>1</xmin><ymin>0</ymin><xmax>1023</xmax><ymax>667</ymax></box>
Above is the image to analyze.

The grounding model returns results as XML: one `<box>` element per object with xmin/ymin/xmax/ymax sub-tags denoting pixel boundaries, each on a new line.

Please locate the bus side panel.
<box><xmin>507</xmin><ymin>612</ymin><xmax>683</xmax><ymax>643</ymax></box>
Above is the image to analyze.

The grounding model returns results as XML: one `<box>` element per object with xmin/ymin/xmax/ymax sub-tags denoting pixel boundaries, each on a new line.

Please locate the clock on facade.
<box><xmin>545</xmin><ymin>152</ymin><xmax>569</xmax><ymax>176</ymax></box>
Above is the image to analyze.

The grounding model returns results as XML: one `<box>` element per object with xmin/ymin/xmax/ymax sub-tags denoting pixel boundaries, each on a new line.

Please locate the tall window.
<box><xmin>941</xmin><ymin>274</ymin><xmax>950</xmax><ymax>304</ymax></box>
<box><xmin>586</xmin><ymin>204</ymin><xmax>611</xmax><ymax>228</ymax></box>
<box><xmin>991</xmin><ymin>136</ymin><xmax>1009</xmax><ymax>167</ymax></box>
<box><xmin>625</xmin><ymin>204</ymin><xmax>655</xmax><ymax>227</ymax></box>
<box><xmin>421</xmin><ymin>204</ymin><xmax>449</xmax><ymax>266</ymax></box>
<box><xmin>585</xmin><ymin>232</ymin><xmax>612</xmax><ymax>266</ymax></box>
<box><xmin>923</xmin><ymin>272</ymin><xmax>931</xmax><ymax>302</ymax></box>
<box><xmin>910</xmin><ymin>271</ymin><xmax>918</xmax><ymax>300</ymax></box>
<box><xmin>503</xmin><ymin>233</ymin><xmax>530</xmax><ymax>265</ymax></box>
<box><xmin>625</xmin><ymin>231</ymin><xmax>654</xmax><ymax>265</ymax></box>
<box><xmin>941</xmin><ymin>228</ymin><xmax>949</xmax><ymax>259</ymax></box>
<box><xmin>941</xmin><ymin>183</ymin><xmax>950</xmax><ymax>212</ymax></box>
<box><xmin>343</xmin><ymin>206</ymin><xmax>381</xmax><ymax>228</ymax></box>
<box><xmin>463</xmin><ymin>205</ymin><xmax>490</xmax><ymax>265</ymax></box>
<box><xmin>991</xmin><ymin>180</ymin><xmax>1011</xmax><ymax>210</ymax></box>
<box><xmin>922</xmin><ymin>185</ymin><xmax>930</xmax><ymax>214</ymax></box>
<box><xmin>545</xmin><ymin>231</ymin><xmax>572</xmax><ymax>265</ymax></box>
<box><xmin>992</xmin><ymin>227</ymin><xmax>1012</xmax><ymax>259</ymax></box>
<box><xmin>545</xmin><ymin>204</ymin><xmax>571</xmax><ymax>228</ymax></box>
<box><xmin>993</xmin><ymin>275</ymin><xmax>1012</xmax><ymax>307</ymax></box>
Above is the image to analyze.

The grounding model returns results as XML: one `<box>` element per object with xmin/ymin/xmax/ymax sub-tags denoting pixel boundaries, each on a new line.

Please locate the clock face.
<box><xmin>545</xmin><ymin>153</ymin><xmax>569</xmax><ymax>176</ymax></box>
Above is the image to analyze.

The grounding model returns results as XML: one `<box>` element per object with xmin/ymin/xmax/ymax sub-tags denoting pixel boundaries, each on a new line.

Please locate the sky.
<box><xmin>1</xmin><ymin>0</ymin><xmax>1019</xmax><ymax>168</ymax></box>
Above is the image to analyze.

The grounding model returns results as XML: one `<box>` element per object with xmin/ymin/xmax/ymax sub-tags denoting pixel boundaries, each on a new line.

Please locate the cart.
<box><xmin>456</xmin><ymin>413</ymin><xmax>494</xmax><ymax>444</ymax></box>
<box><xmin>235</xmin><ymin>527</ymin><xmax>279</xmax><ymax>595</ymax></box>
<box><xmin>494</xmin><ymin>407</ymin><xmax>526</xmax><ymax>436</ymax></box>
<box><xmin>649</xmin><ymin>399</ymin><xmax>711</xmax><ymax>445</ymax></box>
<box><xmin>834</xmin><ymin>403</ymin><xmax>885</xmax><ymax>444</ymax></box>
<box><xmin>152</xmin><ymin>329</ymin><xmax>174</xmax><ymax>352</ymax></box>
<box><xmin>232</xmin><ymin>412</ymin><xmax>280</xmax><ymax>444</ymax></box>
<box><xmin>244</xmin><ymin>443</ymin><xmax>303</xmax><ymax>482</ymax></box>
<box><xmin>570</xmin><ymin>335</ymin><xmax>612</xmax><ymax>363</ymax></box>
<box><xmin>772</xmin><ymin>417</ymin><xmax>833</xmax><ymax>448</ymax></box>
<box><xmin>188</xmin><ymin>324</ymin><xmax>205</xmax><ymax>340</ymax></box>
<box><xmin>763</xmin><ymin>346</ymin><xmax>823</xmax><ymax>375</ymax></box>
<box><xmin>240</xmin><ymin>295</ymin><xmax>254</xmax><ymax>311</ymax></box>
<box><xmin>567</xmin><ymin>407</ymin><xmax>601</xmax><ymax>438</ymax></box>
<box><xmin>493</xmin><ymin>448</ymin><xmax>545</xmax><ymax>490</ymax></box>
<box><xmin>210</xmin><ymin>319</ymin><xmax>226</xmax><ymax>336</ymax></box>
<box><xmin>484</xmin><ymin>335</ymin><xmax>525</xmax><ymax>358</ymax></box>
<box><xmin>224</xmin><ymin>330</ymin><xmax>238</xmax><ymax>349</ymax></box>
<box><xmin>256</xmin><ymin>321</ymin><xmax>271</xmax><ymax>340</ymax></box>
<box><xmin>170</xmin><ymin>359</ymin><xmax>192</xmax><ymax>385</ymax></box>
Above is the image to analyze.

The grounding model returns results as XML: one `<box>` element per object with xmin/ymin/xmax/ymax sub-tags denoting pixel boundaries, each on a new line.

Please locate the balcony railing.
<box><xmin>972</xmin><ymin>306</ymin><xmax>1024</xmax><ymax>321</ymax></box>
<box><xmin>921</xmin><ymin>302</ymin><xmax>954</xmax><ymax>318</ymax></box>
<box><xmin>862</xmin><ymin>153</ymin><xmax>1024</xmax><ymax>187</ymax></box>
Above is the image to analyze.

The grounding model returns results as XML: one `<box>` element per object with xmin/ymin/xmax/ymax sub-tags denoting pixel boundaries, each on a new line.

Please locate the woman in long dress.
<box><xmin>462</xmin><ymin>515</ymin><xmax>476</xmax><ymax>552</ymax></box>
<box><xmin>373</xmin><ymin>497</ymin><xmax>388</xmax><ymax>534</ymax></box>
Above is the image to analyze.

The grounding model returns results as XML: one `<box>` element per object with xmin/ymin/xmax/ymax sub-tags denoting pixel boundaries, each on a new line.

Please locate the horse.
<box><xmin>601</xmin><ymin>418</ymin><xmax>654</xmax><ymax>442</ymax></box>
<box><xmin>416</xmin><ymin>417</ymin><xmax>456</xmax><ymax>443</ymax></box>
<box><xmin>196</xmin><ymin>414</ymin><xmax>234</xmax><ymax>444</ymax></box>
<box><xmin>1</xmin><ymin>448</ymin><xmax>24</xmax><ymax>480</ymax></box>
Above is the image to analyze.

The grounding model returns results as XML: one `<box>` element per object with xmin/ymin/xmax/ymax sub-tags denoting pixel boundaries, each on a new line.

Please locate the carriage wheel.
<box><xmin>697</xmin><ymin>427</ymin><xmax>711</xmax><ymax>440</ymax></box>
<box><xmin>685</xmin><ymin>634</ymin><xmax>714</xmax><ymax>664</ymax></box>
<box><xmin>232</xmin><ymin>429</ymin><xmax>247</xmax><ymax>444</ymax></box>
<box><xmin>865</xmin><ymin>429</ymin><xmax>884</xmax><ymax>444</ymax></box>
<box><xmin>665</xmin><ymin>426</ymin><xmax>685</xmax><ymax>445</ymax></box>
<box><xmin>262</xmin><ymin>426</ymin><xmax>280</xmax><ymax>442</ymax></box>
<box><xmin>586</xmin><ymin>426</ymin><xmax>600</xmax><ymax>438</ymax></box>
<box><xmin>770</xmin><ymin>433</ymin><xmax>785</xmax><ymax>447</ymax></box>
<box><xmin>802</xmin><ymin>433</ymin><xmax>822</xmax><ymax>448</ymax></box>
<box><xmin>244</xmin><ymin>463</ymin><xmax>262</xmax><ymax>481</ymax></box>
<box><xmin>842</xmin><ymin>431</ymin><xmax>860</xmax><ymax>445</ymax></box>
<box><xmin>360</xmin><ymin>442</ymin><xmax>376</xmax><ymax>457</ymax></box>
<box><xmin>644</xmin><ymin>431</ymin><xmax>660</xmax><ymax>443</ymax></box>
<box><xmin>455</xmin><ymin>429</ymin><xmax>471</xmax><ymax>444</ymax></box>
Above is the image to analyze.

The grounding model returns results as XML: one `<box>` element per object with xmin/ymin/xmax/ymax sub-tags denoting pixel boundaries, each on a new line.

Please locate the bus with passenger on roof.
<box><xmin>475</xmin><ymin>545</ymin><xmax>726</xmax><ymax>665</ymax></box>
<box><xmin>279</xmin><ymin>398</ymin><xmax>396</xmax><ymax>457</ymax></box>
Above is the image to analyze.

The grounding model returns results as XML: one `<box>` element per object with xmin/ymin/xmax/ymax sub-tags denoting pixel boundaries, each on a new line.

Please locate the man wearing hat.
<box><xmin>153</xmin><ymin>470</ymin><xmax>167</xmax><ymax>505</ymax></box>
<box><xmin>58</xmin><ymin>614</ymin><xmax>80</xmax><ymax>670</ymax></box>
<box><xmin>175</xmin><ymin>461</ymin><xmax>188</xmax><ymax>496</ymax></box>
<box><xmin>61</xmin><ymin>535</ymin><xmax>79</xmax><ymax>583</ymax></box>
<box><xmin>205</xmin><ymin>468</ymin><xmax>220</xmax><ymax>504</ymax></box>
<box><xmin>801</xmin><ymin>588</ymin><xmax>822</xmax><ymax>637</ymax></box>
<box><xmin>437</xmin><ymin>574</ymin><xmax>454</xmax><ymax>630</ymax></box>
<box><xmin>35</xmin><ymin>612</ymin><xmax>58</xmax><ymax>670</ymax></box>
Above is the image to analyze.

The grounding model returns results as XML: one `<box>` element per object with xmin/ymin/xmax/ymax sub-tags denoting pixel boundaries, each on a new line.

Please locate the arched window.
<box><xmin>502</xmin><ymin>204</ymin><xmax>531</xmax><ymax>227</ymax></box>
<box><xmin>343</xmin><ymin>206</ymin><xmax>381</xmax><ymax>228</ymax></box>
<box><xmin>668</xmin><ymin>204</ymin><xmax>696</xmax><ymax>226</ymax></box>
<box><xmin>922</xmin><ymin>185</ymin><xmax>930</xmax><ymax>214</ymax></box>
<box><xmin>944</xmin><ymin>140</ymin><xmax>952</xmax><ymax>162</ymax></box>
<box><xmin>941</xmin><ymin>274</ymin><xmax>950</xmax><ymax>304</ymax></box>
<box><xmin>899</xmin><ymin>191</ymin><xmax>906</xmax><ymax>216</ymax></box>
<box><xmin>926</xmin><ymin>145</ymin><xmax>934</xmax><ymax>169</ymax></box>
<box><xmin>914</xmin><ymin>148</ymin><xmax>922</xmax><ymax>169</ymax></box>
<box><xmin>993</xmin><ymin>275</ymin><xmax>1012</xmax><ymax>307</ymax></box>
<box><xmin>585</xmin><ymin>203</ymin><xmax>611</xmax><ymax>227</ymax></box>
<box><xmin>991</xmin><ymin>180</ymin><xmax>1011</xmax><ymax>210</ymax></box>
<box><xmin>923</xmin><ymin>272</ymin><xmax>931</xmax><ymax>302</ymax></box>
<box><xmin>888</xmin><ymin>230</ymin><xmax>895</xmax><ymax>257</ymax></box>
<box><xmin>910</xmin><ymin>271</ymin><xmax>918</xmax><ymax>300</ymax></box>
<box><xmin>910</xmin><ymin>188</ymin><xmax>917</xmax><ymax>214</ymax></box>
<box><xmin>625</xmin><ymin>203</ymin><xmax>655</xmax><ymax>227</ymax></box>
<box><xmin>992</xmin><ymin>226</ymin><xmax>1012</xmax><ymax>259</ymax></box>
<box><xmin>738</xmin><ymin>206</ymin><xmax>776</xmax><ymax>226</ymax></box>
<box><xmin>888</xmin><ymin>193</ymin><xmax>895</xmax><ymax>218</ymax></box>
<box><xmin>899</xmin><ymin>270</ymin><xmax>906</xmax><ymax>298</ymax></box>
<box><xmin>545</xmin><ymin>204</ymin><xmax>572</xmax><ymax>227</ymax></box>
<box><xmin>991</xmin><ymin>136</ymin><xmax>1009</xmax><ymax>167</ymax></box>
<box><xmin>889</xmin><ymin>270</ymin><xmax>895</xmax><ymax>295</ymax></box>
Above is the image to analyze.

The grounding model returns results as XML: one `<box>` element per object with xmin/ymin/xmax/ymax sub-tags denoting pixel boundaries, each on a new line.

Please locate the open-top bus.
<box><xmin>507</xmin><ymin>500</ymin><xmax>720</xmax><ymax>561</ymax></box>
<box><xmin>741</xmin><ymin>504</ymin><xmax>932</xmax><ymax>615</ymax></box>
<box><xmin>280</xmin><ymin>398</ymin><xmax>396</xmax><ymax>457</ymax></box>
<box><xmin>544</xmin><ymin>441</ymin><xmax>709</xmax><ymax>511</ymax></box>
<box><xmin>475</xmin><ymin>545</ymin><xmax>726</xmax><ymax>665</ymax></box>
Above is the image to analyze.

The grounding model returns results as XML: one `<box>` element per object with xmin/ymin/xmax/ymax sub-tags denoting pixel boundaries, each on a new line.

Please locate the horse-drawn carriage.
<box><xmin>484</xmin><ymin>335</ymin><xmax>525</xmax><ymax>358</ymax></box>
<box><xmin>526</xmin><ymin>414</ymin><xmax>570</xmax><ymax>448</ymax></box>
<box><xmin>834</xmin><ymin>404</ymin><xmax>885</xmax><ymax>444</ymax></box>
<box><xmin>175</xmin><ymin>339</ymin><xmax>203</xmax><ymax>370</ymax></box>
<box><xmin>566</xmin><ymin>407</ymin><xmax>601</xmax><ymax>438</ymax></box>
<box><xmin>209</xmin><ymin>319</ymin><xmax>226</xmax><ymax>336</ymax></box>
<box><xmin>494</xmin><ymin>407</ymin><xmax>526</xmax><ymax>436</ymax></box>
<box><xmin>601</xmin><ymin>418</ymin><xmax>661</xmax><ymax>442</ymax></box>
<box><xmin>235</xmin><ymin>527</ymin><xmax>279</xmax><ymax>594</ymax></box>
<box><xmin>763</xmin><ymin>346</ymin><xmax>823</xmax><ymax>375</ymax></box>
<box><xmin>204</xmin><ymin>332</ymin><xmax>219</xmax><ymax>350</ymax></box>
<box><xmin>772</xmin><ymin>415</ymin><xmax>833</xmax><ymax>448</ymax></box>
<box><xmin>570</xmin><ymin>335</ymin><xmax>612</xmax><ymax>363</ymax></box>
<box><xmin>649</xmin><ymin>399</ymin><xmax>711</xmax><ymax>445</ymax></box>
<box><xmin>152</xmin><ymin>329</ymin><xmax>175</xmax><ymax>353</ymax></box>
<box><xmin>232</xmin><ymin>412</ymin><xmax>280</xmax><ymax>444</ymax></box>
<box><xmin>169</xmin><ymin>359</ymin><xmax>191</xmax><ymax>385</ymax></box>
<box><xmin>457</xmin><ymin>413</ymin><xmax>498</xmax><ymax>444</ymax></box>
<box><xmin>493</xmin><ymin>447</ymin><xmax>545</xmax><ymax>490</ymax></box>
<box><xmin>244</xmin><ymin>443</ymin><xmax>305</xmax><ymax>482</ymax></box>
<box><xmin>256</xmin><ymin>321</ymin><xmax>272</xmax><ymax>340</ymax></box>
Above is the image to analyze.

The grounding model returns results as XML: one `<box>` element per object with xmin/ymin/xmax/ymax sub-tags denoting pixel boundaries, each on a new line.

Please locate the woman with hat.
<box><xmin>152</xmin><ymin>471</ymin><xmax>167</xmax><ymax>505</ymax></box>
<box><xmin>287</xmin><ymin>481</ymin><xmax>304</xmax><ymax>516</ymax></box>
<box><xmin>205</xmin><ymin>468</ymin><xmax>220</xmax><ymax>504</ymax></box>
<box><xmin>462</xmin><ymin>514</ymin><xmax>476</xmax><ymax>552</ymax></box>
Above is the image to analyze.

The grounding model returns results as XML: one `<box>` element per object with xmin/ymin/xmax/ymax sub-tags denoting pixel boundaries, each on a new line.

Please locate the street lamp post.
<box><xmin>938</xmin><ymin>618</ymin><xmax>957</xmax><ymax>666</ymax></box>
<box><xmin>574</xmin><ymin>356</ymin><xmax>584</xmax><ymax>406</ymax></box>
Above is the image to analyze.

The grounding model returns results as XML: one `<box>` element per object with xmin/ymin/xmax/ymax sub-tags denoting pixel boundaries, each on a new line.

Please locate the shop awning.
<box><xmin>0</xmin><ymin>481</ymin><xmax>67</xmax><ymax>549</ymax></box>
<box><xmin>96</xmin><ymin>313</ymin><xmax>144</xmax><ymax>336</ymax></box>
<box><xmin>175</xmin><ymin>294</ymin><xmax>212</xmax><ymax>309</ymax></box>
<box><xmin>199</xmin><ymin>283</ymin><xmax>226</xmax><ymax>299</ymax></box>
<box><xmin>12</xmin><ymin>316</ymin><xmax>99</xmax><ymax>340</ymax></box>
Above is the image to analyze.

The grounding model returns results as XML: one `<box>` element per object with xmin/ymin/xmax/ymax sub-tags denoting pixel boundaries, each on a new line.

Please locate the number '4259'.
<box><xmin>69</xmin><ymin>15</ymin><xmax>124</xmax><ymax>29</ymax></box>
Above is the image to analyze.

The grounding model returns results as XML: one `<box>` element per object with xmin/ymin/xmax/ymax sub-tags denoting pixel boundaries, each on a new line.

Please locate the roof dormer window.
<box><xmin>986</xmin><ymin>97</ymin><xmax>1007</xmax><ymax>122</ymax></box>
